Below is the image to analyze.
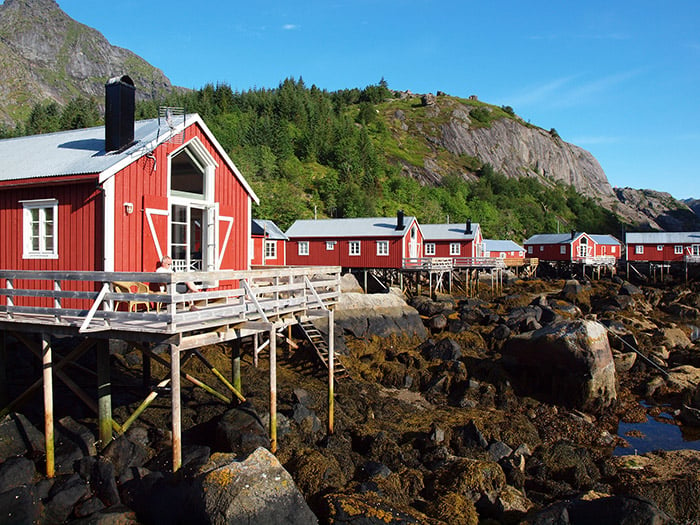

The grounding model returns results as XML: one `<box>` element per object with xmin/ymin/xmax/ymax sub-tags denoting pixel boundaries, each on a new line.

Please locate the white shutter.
<box><xmin>203</xmin><ymin>204</ymin><xmax>219</xmax><ymax>287</ymax></box>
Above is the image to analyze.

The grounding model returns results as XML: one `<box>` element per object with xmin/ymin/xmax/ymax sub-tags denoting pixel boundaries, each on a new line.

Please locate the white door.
<box><xmin>409</xmin><ymin>226</ymin><xmax>418</xmax><ymax>258</ymax></box>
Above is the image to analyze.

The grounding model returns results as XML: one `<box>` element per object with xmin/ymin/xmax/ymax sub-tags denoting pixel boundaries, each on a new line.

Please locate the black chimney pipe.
<box><xmin>396</xmin><ymin>210</ymin><xmax>405</xmax><ymax>230</ymax></box>
<box><xmin>466</xmin><ymin>219</ymin><xmax>472</xmax><ymax>234</ymax></box>
<box><xmin>571</xmin><ymin>230</ymin><xmax>576</xmax><ymax>240</ymax></box>
<box><xmin>105</xmin><ymin>75</ymin><xmax>135</xmax><ymax>153</ymax></box>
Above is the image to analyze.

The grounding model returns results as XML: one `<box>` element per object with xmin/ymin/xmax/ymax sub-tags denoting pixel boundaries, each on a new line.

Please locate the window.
<box><xmin>326</xmin><ymin>241</ymin><xmax>335</xmax><ymax>251</ymax></box>
<box><xmin>376</xmin><ymin>240</ymin><xmax>389</xmax><ymax>256</ymax></box>
<box><xmin>22</xmin><ymin>199</ymin><xmax>58</xmax><ymax>259</ymax></box>
<box><xmin>539</xmin><ymin>246</ymin><xmax>544</xmax><ymax>252</ymax></box>
<box><xmin>657</xmin><ymin>245</ymin><xmax>663</xmax><ymax>251</ymax></box>
<box><xmin>611</xmin><ymin>246</ymin><xmax>617</xmax><ymax>253</ymax></box>
<box><xmin>265</xmin><ymin>240</ymin><xmax>277</xmax><ymax>259</ymax></box>
<box><xmin>499</xmin><ymin>252</ymin><xmax>506</xmax><ymax>258</ymax></box>
<box><xmin>450</xmin><ymin>243</ymin><xmax>460</xmax><ymax>256</ymax></box>
<box><xmin>675</xmin><ymin>245</ymin><xmax>683</xmax><ymax>255</ymax></box>
<box><xmin>298</xmin><ymin>241</ymin><xmax>309</xmax><ymax>256</ymax></box>
<box><xmin>635</xmin><ymin>245</ymin><xmax>644</xmax><ymax>255</ymax></box>
<box><xmin>349</xmin><ymin>241</ymin><xmax>361</xmax><ymax>256</ymax></box>
<box><xmin>425</xmin><ymin>243</ymin><xmax>435</xmax><ymax>256</ymax></box>
<box><xmin>527</xmin><ymin>246</ymin><xmax>533</xmax><ymax>254</ymax></box>
<box><xmin>560</xmin><ymin>245</ymin><xmax>566</xmax><ymax>254</ymax></box>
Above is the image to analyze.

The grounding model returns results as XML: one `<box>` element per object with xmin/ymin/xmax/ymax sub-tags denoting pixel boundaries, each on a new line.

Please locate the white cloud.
<box><xmin>283</xmin><ymin>24</ymin><xmax>299</xmax><ymax>30</ymax></box>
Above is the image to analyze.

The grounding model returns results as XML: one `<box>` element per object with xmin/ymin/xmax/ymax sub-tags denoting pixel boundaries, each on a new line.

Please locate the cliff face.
<box><xmin>0</xmin><ymin>0</ymin><xmax>176</xmax><ymax>123</ymax></box>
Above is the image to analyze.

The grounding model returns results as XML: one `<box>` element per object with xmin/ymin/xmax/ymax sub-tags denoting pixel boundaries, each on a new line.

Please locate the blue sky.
<box><xmin>52</xmin><ymin>0</ymin><xmax>700</xmax><ymax>199</ymax></box>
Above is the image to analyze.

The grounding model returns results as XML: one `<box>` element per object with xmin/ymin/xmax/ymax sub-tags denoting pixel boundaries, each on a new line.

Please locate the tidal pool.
<box><xmin>614</xmin><ymin>410</ymin><xmax>700</xmax><ymax>456</ymax></box>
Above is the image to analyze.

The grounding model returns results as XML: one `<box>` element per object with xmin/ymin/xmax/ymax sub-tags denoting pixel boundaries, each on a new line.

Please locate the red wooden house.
<box><xmin>250</xmin><ymin>219</ymin><xmax>287</xmax><ymax>266</ymax></box>
<box><xmin>626</xmin><ymin>232</ymin><xmax>700</xmax><ymax>262</ymax></box>
<box><xmin>285</xmin><ymin>211</ymin><xmax>423</xmax><ymax>269</ymax></box>
<box><xmin>421</xmin><ymin>221</ymin><xmax>483</xmax><ymax>262</ymax></box>
<box><xmin>0</xmin><ymin>76</ymin><xmax>259</xmax><ymax>299</ymax></box>
<box><xmin>482</xmin><ymin>239</ymin><xmax>525</xmax><ymax>259</ymax></box>
<box><xmin>523</xmin><ymin>232</ymin><xmax>621</xmax><ymax>263</ymax></box>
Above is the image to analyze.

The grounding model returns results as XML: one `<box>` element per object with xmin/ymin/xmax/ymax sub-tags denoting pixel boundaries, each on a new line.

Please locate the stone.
<box><xmin>360</xmin><ymin>461</ymin><xmax>392</xmax><ymax>480</ymax></box>
<box><xmin>429</xmin><ymin>314</ymin><xmax>447</xmax><ymax>332</ymax></box>
<box><xmin>619</xmin><ymin>282</ymin><xmax>643</xmax><ymax>296</ymax></box>
<box><xmin>101</xmin><ymin>434</ymin><xmax>151</xmax><ymax>478</ymax></box>
<box><xmin>44</xmin><ymin>473</ymin><xmax>89</xmax><ymax>524</ymax></box>
<box><xmin>0</xmin><ymin>413</ymin><xmax>45</xmax><ymax>460</ymax></box>
<box><xmin>76</xmin><ymin>456</ymin><xmax>120</xmax><ymax>507</ymax></box>
<box><xmin>214</xmin><ymin>403</ymin><xmax>270</xmax><ymax>456</ymax></box>
<box><xmin>491</xmin><ymin>324</ymin><xmax>511</xmax><ymax>341</ymax></box>
<box><xmin>0</xmin><ymin>456</ymin><xmax>36</xmax><ymax>493</ymax></box>
<box><xmin>424</xmin><ymin>337</ymin><xmax>462</xmax><ymax>361</ymax></box>
<box><xmin>70</xmin><ymin>503</ymin><xmax>141</xmax><ymax>524</ymax></box>
<box><xmin>197</xmin><ymin>448</ymin><xmax>318</xmax><ymax>525</ymax></box>
<box><xmin>322</xmin><ymin>491</ymin><xmax>429</xmax><ymax>524</ymax></box>
<box><xmin>488</xmin><ymin>441</ymin><xmax>513</xmax><ymax>462</ymax></box>
<box><xmin>659</xmin><ymin>326</ymin><xmax>692</xmax><ymax>349</ymax></box>
<box><xmin>532</xmin><ymin>495</ymin><xmax>673</xmax><ymax>524</ymax></box>
<box><xmin>57</xmin><ymin>416</ymin><xmax>97</xmax><ymax>457</ymax></box>
<box><xmin>613</xmin><ymin>350</ymin><xmax>637</xmax><ymax>373</ymax></box>
<box><xmin>73</xmin><ymin>496</ymin><xmax>106</xmax><ymax>518</ymax></box>
<box><xmin>0</xmin><ymin>485</ymin><xmax>40</xmax><ymax>525</ymax></box>
<box><xmin>501</xmin><ymin>320</ymin><xmax>617</xmax><ymax>413</ymax></box>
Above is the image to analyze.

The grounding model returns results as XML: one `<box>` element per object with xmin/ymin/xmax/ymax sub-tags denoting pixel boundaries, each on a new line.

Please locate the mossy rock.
<box><xmin>426</xmin><ymin>492</ymin><xmax>478</xmax><ymax>525</ymax></box>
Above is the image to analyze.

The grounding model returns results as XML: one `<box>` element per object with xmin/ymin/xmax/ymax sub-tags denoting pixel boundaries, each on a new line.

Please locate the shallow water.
<box><xmin>614</xmin><ymin>410</ymin><xmax>700</xmax><ymax>456</ymax></box>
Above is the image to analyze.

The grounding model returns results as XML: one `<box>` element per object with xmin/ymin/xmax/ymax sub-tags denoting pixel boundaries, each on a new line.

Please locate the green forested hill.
<box><xmin>4</xmin><ymin>78</ymin><xmax>623</xmax><ymax>240</ymax></box>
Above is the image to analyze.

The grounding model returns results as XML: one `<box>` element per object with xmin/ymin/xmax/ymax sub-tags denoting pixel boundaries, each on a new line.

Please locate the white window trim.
<box><xmin>635</xmin><ymin>245</ymin><xmax>644</xmax><ymax>254</ymax></box>
<box><xmin>376</xmin><ymin>240</ymin><xmax>389</xmax><ymax>256</ymax></box>
<box><xmin>298</xmin><ymin>241</ymin><xmax>309</xmax><ymax>256</ymax></box>
<box><xmin>22</xmin><ymin>198</ymin><xmax>58</xmax><ymax>259</ymax></box>
<box><xmin>657</xmin><ymin>245</ymin><xmax>663</xmax><ymax>251</ymax></box>
<box><xmin>527</xmin><ymin>246</ymin><xmax>533</xmax><ymax>254</ymax></box>
<box><xmin>611</xmin><ymin>246</ymin><xmax>617</xmax><ymax>253</ymax></box>
<box><xmin>675</xmin><ymin>245</ymin><xmax>683</xmax><ymax>255</ymax></box>
<box><xmin>265</xmin><ymin>240</ymin><xmax>277</xmax><ymax>259</ymax></box>
<box><xmin>326</xmin><ymin>241</ymin><xmax>336</xmax><ymax>251</ymax></box>
<box><xmin>425</xmin><ymin>243</ymin><xmax>435</xmax><ymax>256</ymax></box>
<box><xmin>349</xmin><ymin>241</ymin><xmax>361</xmax><ymax>256</ymax></box>
<box><xmin>560</xmin><ymin>245</ymin><xmax>566</xmax><ymax>254</ymax></box>
<box><xmin>449</xmin><ymin>243</ymin><xmax>461</xmax><ymax>256</ymax></box>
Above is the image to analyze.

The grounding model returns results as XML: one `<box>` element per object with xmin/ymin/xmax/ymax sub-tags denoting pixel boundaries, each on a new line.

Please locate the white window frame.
<box><xmin>539</xmin><ymin>246</ymin><xmax>544</xmax><ymax>252</ymax></box>
<box><xmin>298</xmin><ymin>241</ymin><xmax>309</xmax><ymax>256</ymax></box>
<box><xmin>22</xmin><ymin>198</ymin><xmax>58</xmax><ymax>259</ymax></box>
<box><xmin>264</xmin><ymin>240</ymin><xmax>277</xmax><ymax>259</ymax></box>
<box><xmin>527</xmin><ymin>246</ymin><xmax>533</xmax><ymax>254</ymax></box>
<box><xmin>326</xmin><ymin>241</ymin><xmax>336</xmax><ymax>251</ymax></box>
<box><xmin>425</xmin><ymin>243</ymin><xmax>436</xmax><ymax>256</ymax></box>
<box><xmin>376</xmin><ymin>240</ymin><xmax>389</xmax><ymax>256</ymax></box>
<box><xmin>349</xmin><ymin>241</ymin><xmax>361</xmax><ymax>256</ymax></box>
<box><xmin>693</xmin><ymin>245</ymin><xmax>700</xmax><ymax>256</ymax></box>
<box><xmin>675</xmin><ymin>245</ymin><xmax>683</xmax><ymax>255</ymax></box>
<box><xmin>635</xmin><ymin>245</ymin><xmax>644</xmax><ymax>255</ymax></box>
<box><xmin>611</xmin><ymin>246</ymin><xmax>617</xmax><ymax>254</ymax></box>
<box><xmin>449</xmin><ymin>243</ymin><xmax>461</xmax><ymax>256</ymax></box>
<box><xmin>560</xmin><ymin>245</ymin><xmax>566</xmax><ymax>254</ymax></box>
<box><xmin>657</xmin><ymin>245</ymin><xmax>663</xmax><ymax>252</ymax></box>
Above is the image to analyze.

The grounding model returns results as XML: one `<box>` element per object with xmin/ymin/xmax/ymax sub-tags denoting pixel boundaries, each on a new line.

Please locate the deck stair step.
<box><xmin>298</xmin><ymin>319</ymin><xmax>350</xmax><ymax>380</ymax></box>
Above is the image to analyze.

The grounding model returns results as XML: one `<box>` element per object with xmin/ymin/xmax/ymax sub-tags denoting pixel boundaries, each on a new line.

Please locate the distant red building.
<box><xmin>251</xmin><ymin>219</ymin><xmax>287</xmax><ymax>266</ymax></box>
<box><xmin>483</xmin><ymin>239</ymin><xmax>525</xmax><ymax>260</ymax></box>
<box><xmin>626</xmin><ymin>232</ymin><xmax>700</xmax><ymax>262</ymax></box>
<box><xmin>524</xmin><ymin>232</ymin><xmax>621</xmax><ymax>263</ymax></box>
<box><xmin>421</xmin><ymin>221</ymin><xmax>483</xmax><ymax>262</ymax></box>
<box><xmin>285</xmin><ymin>211</ymin><xmax>422</xmax><ymax>269</ymax></box>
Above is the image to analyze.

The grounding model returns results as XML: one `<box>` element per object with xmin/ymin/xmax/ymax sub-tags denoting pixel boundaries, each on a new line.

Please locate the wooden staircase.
<box><xmin>298</xmin><ymin>319</ymin><xmax>350</xmax><ymax>380</ymax></box>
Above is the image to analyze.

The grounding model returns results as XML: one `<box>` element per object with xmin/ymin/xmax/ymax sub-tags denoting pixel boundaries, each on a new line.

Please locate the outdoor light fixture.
<box><xmin>124</xmin><ymin>202</ymin><xmax>134</xmax><ymax>214</ymax></box>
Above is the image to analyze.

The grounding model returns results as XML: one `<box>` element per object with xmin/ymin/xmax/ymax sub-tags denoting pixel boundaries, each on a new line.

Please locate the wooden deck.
<box><xmin>0</xmin><ymin>266</ymin><xmax>341</xmax><ymax>475</ymax></box>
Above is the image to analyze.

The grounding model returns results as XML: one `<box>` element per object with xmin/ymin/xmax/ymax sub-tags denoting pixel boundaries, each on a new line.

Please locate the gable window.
<box><xmin>425</xmin><ymin>243</ymin><xmax>436</xmax><ymax>256</ymax></box>
<box><xmin>298</xmin><ymin>241</ymin><xmax>309</xmax><ymax>256</ymax></box>
<box><xmin>674</xmin><ymin>245</ymin><xmax>683</xmax><ymax>255</ymax></box>
<box><xmin>657</xmin><ymin>245</ymin><xmax>663</xmax><ymax>252</ymax></box>
<box><xmin>349</xmin><ymin>241</ymin><xmax>361</xmax><ymax>256</ymax></box>
<box><xmin>635</xmin><ymin>245</ymin><xmax>644</xmax><ymax>255</ymax></box>
<box><xmin>22</xmin><ymin>199</ymin><xmax>58</xmax><ymax>259</ymax></box>
<box><xmin>326</xmin><ymin>241</ymin><xmax>335</xmax><ymax>251</ymax></box>
<box><xmin>376</xmin><ymin>240</ymin><xmax>389</xmax><ymax>256</ymax></box>
<box><xmin>265</xmin><ymin>240</ymin><xmax>277</xmax><ymax>259</ymax></box>
<box><xmin>450</xmin><ymin>243</ymin><xmax>461</xmax><ymax>256</ymax></box>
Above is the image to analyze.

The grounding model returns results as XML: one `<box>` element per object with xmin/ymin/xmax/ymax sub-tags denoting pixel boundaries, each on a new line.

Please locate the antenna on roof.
<box><xmin>158</xmin><ymin>106</ymin><xmax>186</xmax><ymax>144</ymax></box>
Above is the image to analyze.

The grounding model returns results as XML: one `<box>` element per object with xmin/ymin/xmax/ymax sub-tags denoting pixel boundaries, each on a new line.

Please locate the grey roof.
<box><xmin>0</xmin><ymin>118</ymin><xmax>174</xmax><ymax>181</ymax></box>
<box><xmin>589</xmin><ymin>234</ymin><xmax>621</xmax><ymax>245</ymax></box>
<box><xmin>252</xmin><ymin>219</ymin><xmax>288</xmax><ymax>240</ymax></box>
<box><xmin>421</xmin><ymin>223</ymin><xmax>481</xmax><ymax>241</ymax></box>
<box><xmin>626</xmin><ymin>232</ymin><xmax>700</xmax><ymax>244</ymax></box>
<box><xmin>286</xmin><ymin>216</ymin><xmax>417</xmax><ymax>238</ymax></box>
<box><xmin>524</xmin><ymin>232</ymin><xmax>584</xmax><ymax>245</ymax></box>
<box><xmin>483</xmin><ymin>239</ymin><xmax>524</xmax><ymax>252</ymax></box>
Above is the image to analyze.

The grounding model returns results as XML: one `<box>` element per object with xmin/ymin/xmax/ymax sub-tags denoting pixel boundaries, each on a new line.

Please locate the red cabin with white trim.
<box><xmin>483</xmin><ymin>239</ymin><xmax>525</xmax><ymax>260</ymax></box>
<box><xmin>524</xmin><ymin>232</ymin><xmax>621</xmax><ymax>263</ymax></box>
<box><xmin>421</xmin><ymin>222</ymin><xmax>483</xmax><ymax>261</ymax></box>
<box><xmin>250</xmin><ymin>219</ymin><xmax>287</xmax><ymax>266</ymax></box>
<box><xmin>0</xmin><ymin>76</ymin><xmax>258</xmax><ymax>289</ymax></box>
<box><xmin>626</xmin><ymin>232</ymin><xmax>700</xmax><ymax>262</ymax></box>
<box><xmin>285</xmin><ymin>212</ymin><xmax>423</xmax><ymax>269</ymax></box>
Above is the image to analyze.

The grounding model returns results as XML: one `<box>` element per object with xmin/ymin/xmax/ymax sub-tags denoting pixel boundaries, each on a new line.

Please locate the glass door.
<box><xmin>171</xmin><ymin>203</ymin><xmax>203</xmax><ymax>272</ymax></box>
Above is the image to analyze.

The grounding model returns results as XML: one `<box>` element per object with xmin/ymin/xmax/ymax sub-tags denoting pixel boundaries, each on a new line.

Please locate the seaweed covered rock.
<box><xmin>321</xmin><ymin>491</ymin><xmax>440</xmax><ymax>524</ymax></box>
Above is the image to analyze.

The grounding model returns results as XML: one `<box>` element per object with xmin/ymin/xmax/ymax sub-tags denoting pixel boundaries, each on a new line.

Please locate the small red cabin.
<box><xmin>482</xmin><ymin>239</ymin><xmax>525</xmax><ymax>260</ymax></box>
<box><xmin>626</xmin><ymin>232</ymin><xmax>700</xmax><ymax>262</ymax></box>
<box><xmin>285</xmin><ymin>211</ymin><xmax>423</xmax><ymax>269</ymax></box>
<box><xmin>421</xmin><ymin>221</ymin><xmax>483</xmax><ymax>261</ymax></box>
<box><xmin>251</xmin><ymin>219</ymin><xmax>287</xmax><ymax>266</ymax></box>
<box><xmin>524</xmin><ymin>232</ymin><xmax>620</xmax><ymax>263</ymax></box>
<box><xmin>0</xmin><ymin>76</ymin><xmax>258</xmax><ymax>284</ymax></box>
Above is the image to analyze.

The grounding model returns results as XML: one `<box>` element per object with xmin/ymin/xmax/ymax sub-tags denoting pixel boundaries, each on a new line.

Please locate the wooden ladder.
<box><xmin>298</xmin><ymin>319</ymin><xmax>350</xmax><ymax>380</ymax></box>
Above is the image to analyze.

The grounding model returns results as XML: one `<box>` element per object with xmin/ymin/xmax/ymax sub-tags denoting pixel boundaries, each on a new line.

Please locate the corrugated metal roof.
<box><xmin>483</xmin><ymin>239</ymin><xmax>524</xmax><ymax>252</ymax></box>
<box><xmin>252</xmin><ymin>219</ymin><xmax>288</xmax><ymax>240</ymax></box>
<box><xmin>589</xmin><ymin>234</ymin><xmax>621</xmax><ymax>245</ymax></box>
<box><xmin>524</xmin><ymin>233</ymin><xmax>582</xmax><ymax>245</ymax></box>
<box><xmin>0</xmin><ymin>118</ymin><xmax>170</xmax><ymax>182</ymax></box>
<box><xmin>626</xmin><ymin>232</ymin><xmax>700</xmax><ymax>244</ymax></box>
<box><xmin>421</xmin><ymin>223</ymin><xmax>480</xmax><ymax>241</ymax></box>
<box><xmin>286</xmin><ymin>216</ymin><xmax>417</xmax><ymax>238</ymax></box>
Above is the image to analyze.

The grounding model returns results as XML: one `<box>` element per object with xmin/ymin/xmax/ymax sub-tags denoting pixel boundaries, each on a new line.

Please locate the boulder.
<box><xmin>321</xmin><ymin>491</ymin><xmax>435</xmax><ymax>524</ymax></box>
<box><xmin>336</xmin><ymin>292</ymin><xmax>427</xmax><ymax>340</ymax></box>
<box><xmin>0</xmin><ymin>413</ymin><xmax>45</xmax><ymax>460</ymax></box>
<box><xmin>214</xmin><ymin>403</ymin><xmax>270</xmax><ymax>456</ymax></box>
<box><xmin>197</xmin><ymin>448</ymin><xmax>318</xmax><ymax>525</ymax></box>
<box><xmin>0</xmin><ymin>456</ymin><xmax>36</xmax><ymax>493</ymax></box>
<box><xmin>531</xmin><ymin>494</ymin><xmax>674</xmax><ymax>524</ymax></box>
<box><xmin>501</xmin><ymin>320</ymin><xmax>617</xmax><ymax>413</ymax></box>
<box><xmin>0</xmin><ymin>485</ymin><xmax>40</xmax><ymax>525</ymax></box>
<box><xmin>424</xmin><ymin>338</ymin><xmax>462</xmax><ymax>361</ymax></box>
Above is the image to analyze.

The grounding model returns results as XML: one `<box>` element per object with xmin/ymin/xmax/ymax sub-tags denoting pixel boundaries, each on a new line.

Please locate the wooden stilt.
<box><xmin>41</xmin><ymin>333</ymin><xmax>54</xmax><ymax>478</ymax></box>
<box><xmin>253</xmin><ymin>333</ymin><xmax>259</xmax><ymax>367</ymax></box>
<box><xmin>328</xmin><ymin>309</ymin><xmax>335</xmax><ymax>436</ymax></box>
<box><xmin>170</xmin><ymin>344</ymin><xmax>181</xmax><ymax>472</ymax></box>
<box><xmin>232</xmin><ymin>338</ymin><xmax>241</xmax><ymax>394</ymax></box>
<box><xmin>269</xmin><ymin>326</ymin><xmax>277</xmax><ymax>453</ymax></box>
<box><xmin>97</xmin><ymin>340</ymin><xmax>113</xmax><ymax>449</ymax></box>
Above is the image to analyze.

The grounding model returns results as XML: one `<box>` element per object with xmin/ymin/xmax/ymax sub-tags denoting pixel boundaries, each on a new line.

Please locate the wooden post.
<box><xmin>0</xmin><ymin>331</ymin><xmax>7</xmax><ymax>407</ymax></box>
<box><xmin>232</xmin><ymin>338</ymin><xmax>241</xmax><ymax>394</ymax></box>
<box><xmin>328</xmin><ymin>309</ymin><xmax>335</xmax><ymax>435</ymax></box>
<box><xmin>97</xmin><ymin>340</ymin><xmax>112</xmax><ymax>449</ymax></box>
<box><xmin>253</xmin><ymin>333</ymin><xmax>259</xmax><ymax>368</ymax></box>
<box><xmin>269</xmin><ymin>327</ymin><xmax>277</xmax><ymax>453</ymax></box>
<box><xmin>41</xmin><ymin>333</ymin><xmax>54</xmax><ymax>478</ymax></box>
<box><xmin>170</xmin><ymin>344</ymin><xmax>182</xmax><ymax>472</ymax></box>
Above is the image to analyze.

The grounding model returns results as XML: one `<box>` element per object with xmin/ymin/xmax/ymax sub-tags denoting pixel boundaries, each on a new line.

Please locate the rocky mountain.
<box><xmin>0</xmin><ymin>0</ymin><xmax>176</xmax><ymax>124</ymax></box>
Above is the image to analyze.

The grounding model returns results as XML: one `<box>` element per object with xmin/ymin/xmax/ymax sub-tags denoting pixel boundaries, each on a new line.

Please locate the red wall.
<box><xmin>594</xmin><ymin>243</ymin><xmax>621</xmax><ymax>259</ymax></box>
<box><xmin>627</xmin><ymin>244</ymin><xmax>687</xmax><ymax>262</ymax></box>
<box><xmin>251</xmin><ymin>236</ymin><xmax>286</xmax><ymax>266</ymax></box>
<box><xmin>286</xmin><ymin>236</ymin><xmax>407</xmax><ymax>268</ymax></box>
<box><xmin>426</xmin><ymin>240</ymin><xmax>474</xmax><ymax>258</ymax></box>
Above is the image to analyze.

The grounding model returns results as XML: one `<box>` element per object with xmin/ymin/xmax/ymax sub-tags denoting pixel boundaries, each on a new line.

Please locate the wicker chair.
<box><xmin>112</xmin><ymin>281</ymin><xmax>151</xmax><ymax>312</ymax></box>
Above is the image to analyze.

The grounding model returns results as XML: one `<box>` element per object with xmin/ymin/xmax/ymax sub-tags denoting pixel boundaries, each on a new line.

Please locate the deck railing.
<box><xmin>685</xmin><ymin>255</ymin><xmax>700</xmax><ymax>264</ymax></box>
<box><xmin>0</xmin><ymin>267</ymin><xmax>341</xmax><ymax>335</ymax></box>
<box><xmin>572</xmin><ymin>255</ymin><xmax>617</xmax><ymax>266</ymax></box>
<box><xmin>452</xmin><ymin>257</ymin><xmax>506</xmax><ymax>269</ymax></box>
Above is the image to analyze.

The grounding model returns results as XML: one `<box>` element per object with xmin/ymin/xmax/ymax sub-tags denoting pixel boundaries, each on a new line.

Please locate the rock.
<box><xmin>70</xmin><ymin>503</ymin><xmax>141</xmax><ymax>524</ymax></box>
<box><xmin>76</xmin><ymin>456</ymin><xmax>120</xmax><ymax>507</ymax></box>
<box><xmin>531</xmin><ymin>494</ymin><xmax>674</xmax><ymax>524</ymax></box>
<box><xmin>0</xmin><ymin>485</ymin><xmax>40</xmax><ymax>525</ymax></box>
<box><xmin>58</xmin><ymin>416</ymin><xmax>97</xmax><ymax>457</ymax></box>
<box><xmin>501</xmin><ymin>320</ymin><xmax>617</xmax><ymax>413</ymax></box>
<box><xmin>43</xmin><ymin>473</ymin><xmax>89</xmax><ymax>524</ymax></box>
<box><xmin>287</xmin><ymin>449</ymin><xmax>346</xmax><ymax>500</ymax></box>
<box><xmin>214</xmin><ymin>403</ymin><xmax>270</xmax><ymax>456</ymax></box>
<box><xmin>619</xmin><ymin>282</ymin><xmax>643</xmax><ymax>296</ymax></box>
<box><xmin>197</xmin><ymin>448</ymin><xmax>318</xmax><ymax>525</ymax></box>
<box><xmin>613</xmin><ymin>350</ymin><xmax>637</xmax><ymax>373</ymax></box>
<box><xmin>0</xmin><ymin>413</ymin><xmax>45</xmax><ymax>460</ymax></box>
<box><xmin>429</xmin><ymin>314</ymin><xmax>447</xmax><ymax>332</ymax></box>
<box><xmin>336</xmin><ymin>292</ymin><xmax>428</xmax><ymax>340</ymax></box>
<box><xmin>0</xmin><ymin>456</ymin><xmax>36</xmax><ymax>493</ymax></box>
<box><xmin>340</xmin><ymin>273</ymin><xmax>364</xmax><ymax>293</ymax></box>
<box><xmin>487</xmin><ymin>441</ymin><xmax>513</xmax><ymax>462</ymax></box>
<box><xmin>491</xmin><ymin>324</ymin><xmax>511</xmax><ymax>341</ymax></box>
<box><xmin>429</xmin><ymin>457</ymin><xmax>506</xmax><ymax>511</ymax></box>
<box><xmin>101</xmin><ymin>434</ymin><xmax>151</xmax><ymax>478</ymax></box>
<box><xmin>665</xmin><ymin>365</ymin><xmax>700</xmax><ymax>394</ymax></box>
<box><xmin>322</xmin><ymin>491</ymin><xmax>433</xmax><ymax>524</ymax></box>
<box><xmin>536</xmin><ymin>440</ymin><xmax>601</xmax><ymax>490</ymax></box>
<box><xmin>426</xmin><ymin>492</ymin><xmax>478</xmax><ymax>525</ymax></box>
<box><xmin>73</xmin><ymin>496</ymin><xmax>106</xmax><ymax>518</ymax></box>
<box><xmin>659</xmin><ymin>326</ymin><xmax>692</xmax><ymax>349</ymax></box>
<box><xmin>360</xmin><ymin>461</ymin><xmax>392</xmax><ymax>480</ymax></box>
<box><xmin>424</xmin><ymin>337</ymin><xmax>462</xmax><ymax>361</ymax></box>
